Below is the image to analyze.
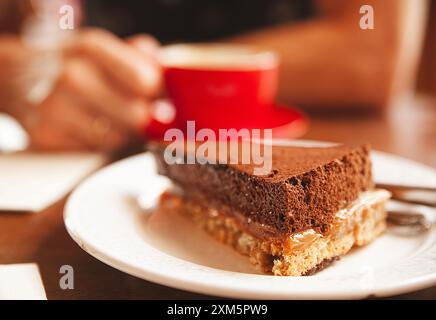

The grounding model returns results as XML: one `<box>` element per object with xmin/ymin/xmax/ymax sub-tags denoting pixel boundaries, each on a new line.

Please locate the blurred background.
<box><xmin>0</xmin><ymin>0</ymin><xmax>435</xmax><ymax>155</ymax></box>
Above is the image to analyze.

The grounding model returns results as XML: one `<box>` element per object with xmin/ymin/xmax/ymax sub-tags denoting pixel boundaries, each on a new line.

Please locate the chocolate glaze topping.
<box><xmin>151</xmin><ymin>143</ymin><xmax>373</xmax><ymax>236</ymax></box>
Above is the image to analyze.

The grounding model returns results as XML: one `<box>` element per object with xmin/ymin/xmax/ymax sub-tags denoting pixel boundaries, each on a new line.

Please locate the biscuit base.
<box><xmin>159</xmin><ymin>190</ymin><xmax>389</xmax><ymax>276</ymax></box>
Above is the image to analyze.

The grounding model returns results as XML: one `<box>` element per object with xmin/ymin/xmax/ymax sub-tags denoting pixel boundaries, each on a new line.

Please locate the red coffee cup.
<box><xmin>144</xmin><ymin>43</ymin><xmax>307</xmax><ymax>139</ymax></box>
<box><xmin>145</xmin><ymin>44</ymin><xmax>278</xmax><ymax>136</ymax></box>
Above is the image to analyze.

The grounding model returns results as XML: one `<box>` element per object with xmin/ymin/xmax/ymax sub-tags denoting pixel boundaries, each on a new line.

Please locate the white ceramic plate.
<box><xmin>64</xmin><ymin>141</ymin><xmax>436</xmax><ymax>299</ymax></box>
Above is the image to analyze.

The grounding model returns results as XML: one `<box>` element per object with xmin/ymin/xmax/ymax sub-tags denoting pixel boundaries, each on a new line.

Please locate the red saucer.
<box><xmin>240</xmin><ymin>104</ymin><xmax>308</xmax><ymax>139</ymax></box>
<box><xmin>144</xmin><ymin>102</ymin><xmax>308</xmax><ymax>140</ymax></box>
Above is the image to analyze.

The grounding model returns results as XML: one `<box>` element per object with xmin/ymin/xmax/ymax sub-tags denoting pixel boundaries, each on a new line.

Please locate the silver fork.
<box><xmin>377</xmin><ymin>183</ymin><xmax>436</xmax><ymax>236</ymax></box>
<box><xmin>386</xmin><ymin>210</ymin><xmax>433</xmax><ymax>236</ymax></box>
<box><xmin>376</xmin><ymin>183</ymin><xmax>436</xmax><ymax>207</ymax></box>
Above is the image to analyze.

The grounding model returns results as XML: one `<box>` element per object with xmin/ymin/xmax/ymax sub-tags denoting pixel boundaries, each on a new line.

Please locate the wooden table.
<box><xmin>1</xmin><ymin>96</ymin><xmax>435</xmax><ymax>300</ymax></box>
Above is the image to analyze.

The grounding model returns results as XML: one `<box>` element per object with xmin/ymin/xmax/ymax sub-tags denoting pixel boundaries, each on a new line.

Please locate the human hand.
<box><xmin>1</xmin><ymin>28</ymin><xmax>162</xmax><ymax>151</ymax></box>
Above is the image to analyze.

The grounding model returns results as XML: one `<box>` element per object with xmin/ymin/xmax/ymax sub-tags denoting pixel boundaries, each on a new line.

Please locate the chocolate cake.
<box><xmin>152</xmin><ymin>142</ymin><xmax>390</xmax><ymax>276</ymax></box>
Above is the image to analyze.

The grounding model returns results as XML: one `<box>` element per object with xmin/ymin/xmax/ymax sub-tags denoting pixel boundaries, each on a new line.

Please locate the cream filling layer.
<box><xmin>288</xmin><ymin>189</ymin><xmax>391</xmax><ymax>246</ymax></box>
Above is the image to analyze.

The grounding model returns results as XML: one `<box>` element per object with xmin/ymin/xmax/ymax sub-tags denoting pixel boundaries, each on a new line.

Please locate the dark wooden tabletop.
<box><xmin>1</xmin><ymin>95</ymin><xmax>435</xmax><ymax>300</ymax></box>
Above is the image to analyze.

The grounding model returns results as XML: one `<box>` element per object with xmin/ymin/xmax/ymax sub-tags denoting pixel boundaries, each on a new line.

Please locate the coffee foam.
<box><xmin>160</xmin><ymin>44</ymin><xmax>278</xmax><ymax>70</ymax></box>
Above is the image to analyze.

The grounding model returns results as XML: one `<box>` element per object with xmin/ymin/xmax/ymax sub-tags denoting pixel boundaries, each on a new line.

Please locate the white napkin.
<box><xmin>0</xmin><ymin>264</ymin><xmax>47</xmax><ymax>300</ymax></box>
<box><xmin>0</xmin><ymin>152</ymin><xmax>105</xmax><ymax>212</ymax></box>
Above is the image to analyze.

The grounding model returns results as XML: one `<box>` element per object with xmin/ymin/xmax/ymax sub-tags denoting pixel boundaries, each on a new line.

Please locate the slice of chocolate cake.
<box><xmin>151</xmin><ymin>142</ymin><xmax>390</xmax><ymax>276</ymax></box>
